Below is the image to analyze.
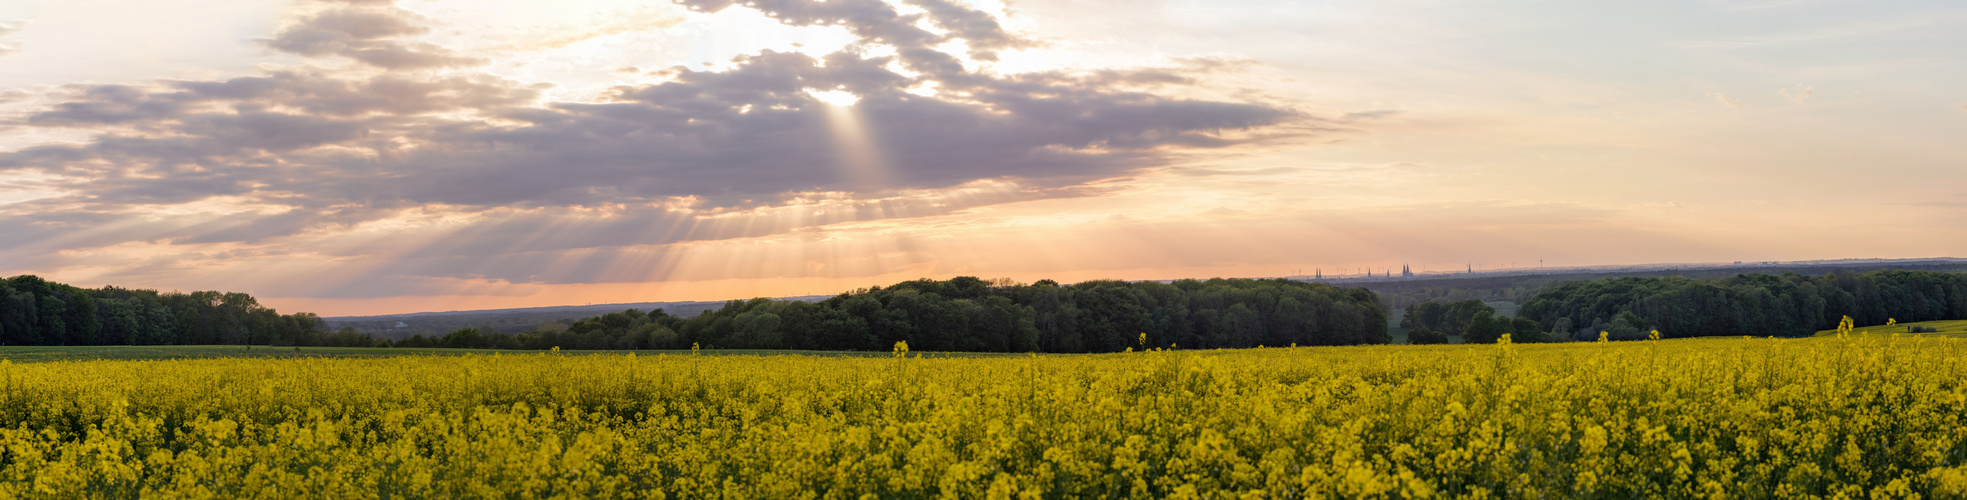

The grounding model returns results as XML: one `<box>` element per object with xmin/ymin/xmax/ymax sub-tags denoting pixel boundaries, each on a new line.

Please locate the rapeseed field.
<box><xmin>3</xmin><ymin>337</ymin><xmax>1965</xmax><ymax>498</ymax></box>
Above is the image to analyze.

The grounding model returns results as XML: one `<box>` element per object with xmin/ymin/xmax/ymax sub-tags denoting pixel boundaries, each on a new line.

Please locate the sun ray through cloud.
<box><xmin>0</xmin><ymin>0</ymin><xmax>1960</xmax><ymax>313</ymax></box>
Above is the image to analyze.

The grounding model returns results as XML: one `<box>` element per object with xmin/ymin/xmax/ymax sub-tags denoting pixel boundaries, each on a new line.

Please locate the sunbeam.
<box><xmin>1</xmin><ymin>0</ymin><xmax>1962</xmax><ymax>319</ymax></box>
<box><xmin>810</xmin><ymin>89</ymin><xmax>889</xmax><ymax>192</ymax></box>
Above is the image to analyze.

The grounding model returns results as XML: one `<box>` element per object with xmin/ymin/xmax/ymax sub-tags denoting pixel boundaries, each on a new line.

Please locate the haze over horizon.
<box><xmin>2</xmin><ymin>0</ymin><xmax>1963</xmax><ymax>317</ymax></box>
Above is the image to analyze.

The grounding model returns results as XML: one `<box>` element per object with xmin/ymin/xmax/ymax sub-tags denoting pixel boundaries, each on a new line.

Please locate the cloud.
<box><xmin>1166</xmin><ymin>166</ymin><xmax>1300</xmax><ymax>177</ymax></box>
<box><xmin>1778</xmin><ymin>84</ymin><xmax>1813</xmax><ymax>104</ymax></box>
<box><xmin>1706</xmin><ymin>91</ymin><xmax>1743</xmax><ymax>108</ymax></box>
<box><xmin>1678</xmin><ymin>18</ymin><xmax>1932</xmax><ymax>49</ymax></box>
<box><xmin>1633</xmin><ymin>201</ymin><xmax>1688</xmax><ymax>212</ymax></box>
<box><xmin>0</xmin><ymin>19</ymin><xmax>23</xmax><ymax>57</ymax></box>
<box><xmin>1900</xmin><ymin>200</ymin><xmax>1967</xmax><ymax>208</ymax></box>
<box><xmin>1171</xmin><ymin>56</ymin><xmax>1261</xmax><ymax>72</ymax></box>
<box><xmin>1956</xmin><ymin>103</ymin><xmax>1967</xmax><ymax>112</ymax></box>
<box><xmin>494</xmin><ymin>9</ymin><xmax>686</xmax><ymax>52</ymax></box>
<box><xmin>1709</xmin><ymin>0</ymin><xmax>1831</xmax><ymax>12</ymax></box>
<box><xmin>1344</xmin><ymin>201</ymin><xmax>1619</xmax><ymax>228</ymax></box>
<box><xmin>0</xmin><ymin>0</ymin><xmax>1311</xmax><ymax>292</ymax></box>
<box><xmin>1339</xmin><ymin>109</ymin><xmax>1400</xmax><ymax>122</ymax></box>
<box><xmin>263</xmin><ymin>6</ymin><xmax>484</xmax><ymax>70</ymax></box>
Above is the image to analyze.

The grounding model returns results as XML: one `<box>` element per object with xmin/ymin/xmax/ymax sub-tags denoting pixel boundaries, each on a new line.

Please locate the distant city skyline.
<box><xmin>1</xmin><ymin>0</ymin><xmax>1963</xmax><ymax>316</ymax></box>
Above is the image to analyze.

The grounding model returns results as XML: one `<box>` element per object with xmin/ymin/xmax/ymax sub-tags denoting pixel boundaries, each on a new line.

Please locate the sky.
<box><xmin>1</xmin><ymin>0</ymin><xmax>1963</xmax><ymax>316</ymax></box>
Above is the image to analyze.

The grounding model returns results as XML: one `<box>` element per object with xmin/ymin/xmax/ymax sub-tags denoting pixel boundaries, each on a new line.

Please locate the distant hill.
<box><xmin>323</xmin><ymin>296</ymin><xmax>830</xmax><ymax>339</ymax></box>
<box><xmin>1301</xmin><ymin>258</ymin><xmax>1967</xmax><ymax>309</ymax></box>
<box><xmin>1301</xmin><ymin>257</ymin><xmax>1967</xmax><ymax>287</ymax></box>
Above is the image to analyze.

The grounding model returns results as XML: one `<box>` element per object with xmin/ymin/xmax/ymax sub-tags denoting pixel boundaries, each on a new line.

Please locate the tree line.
<box><xmin>0</xmin><ymin>275</ymin><xmax>323</xmax><ymax>346</ymax></box>
<box><xmin>1376</xmin><ymin>286</ymin><xmax>1540</xmax><ymax>311</ymax></box>
<box><xmin>1398</xmin><ymin>299</ymin><xmax>1553</xmax><ymax>345</ymax></box>
<box><xmin>414</xmin><ymin>277</ymin><xmax>1390</xmax><ymax>352</ymax></box>
<box><xmin>1517</xmin><ymin>270</ymin><xmax>1967</xmax><ymax>340</ymax></box>
<box><xmin>31</xmin><ymin>268</ymin><xmax>1947</xmax><ymax>350</ymax></box>
<box><xmin>0</xmin><ymin>275</ymin><xmax>1389</xmax><ymax>352</ymax></box>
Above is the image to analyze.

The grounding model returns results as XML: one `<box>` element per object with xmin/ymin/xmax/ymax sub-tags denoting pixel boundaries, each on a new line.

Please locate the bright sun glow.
<box><xmin>820</xmin><ymin>96</ymin><xmax>886</xmax><ymax>190</ymax></box>
<box><xmin>805</xmin><ymin>89</ymin><xmax>861</xmax><ymax>106</ymax></box>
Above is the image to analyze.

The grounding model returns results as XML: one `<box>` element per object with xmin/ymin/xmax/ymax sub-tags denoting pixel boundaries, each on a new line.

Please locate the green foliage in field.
<box><xmin>1813</xmin><ymin>319</ymin><xmax>1967</xmax><ymax>338</ymax></box>
<box><xmin>1521</xmin><ymin>270</ymin><xmax>1967</xmax><ymax>340</ymax></box>
<box><xmin>1399</xmin><ymin>299</ymin><xmax>1495</xmax><ymax>337</ymax></box>
<box><xmin>1397</xmin><ymin>299</ymin><xmax>1549</xmax><ymax>344</ymax></box>
<box><xmin>1406</xmin><ymin>327</ymin><xmax>1449</xmax><ymax>345</ymax></box>
<box><xmin>3</xmin><ymin>338</ymin><xmax>1965</xmax><ymax>497</ymax></box>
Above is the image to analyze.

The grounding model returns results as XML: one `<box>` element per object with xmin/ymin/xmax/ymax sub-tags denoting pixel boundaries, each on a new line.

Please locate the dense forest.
<box><xmin>16</xmin><ymin>268</ymin><xmax>1958</xmax><ymax>350</ymax></box>
<box><xmin>1518</xmin><ymin>270</ymin><xmax>1967</xmax><ymax>340</ymax></box>
<box><xmin>1397</xmin><ymin>299</ymin><xmax>1552</xmax><ymax>345</ymax></box>
<box><xmin>407</xmin><ymin>277</ymin><xmax>1390</xmax><ymax>352</ymax></box>
<box><xmin>1377</xmin><ymin>286</ymin><xmax>1538</xmax><ymax>311</ymax></box>
<box><xmin>0</xmin><ymin>275</ymin><xmax>324</xmax><ymax>346</ymax></box>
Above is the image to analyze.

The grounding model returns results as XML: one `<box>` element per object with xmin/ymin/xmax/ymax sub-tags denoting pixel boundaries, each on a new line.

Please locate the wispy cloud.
<box><xmin>1706</xmin><ymin>91</ymin><xmax>1743</xmax><ymax>108</ymax></box>
<box><xmin>1338</xmin><ymin>109</ymin><xmax>1401</xmax><ymax>122</ymax></box>
<box><xmin>1893</xmin><ymin>199</ymin><xmax>1967</xmax><ymax>208</ymax></box>
<box><xmin>0</xmin><ymin>19</ymin><xmax>24</xmax><ymax>57</ymax></box>
<box><xmin>1778</xmin><ymin>84</ymin><xmax>1813</xmax><ymax>104</ymax></box>
<box><xmin>1165</xmin><ymin>166</ymin><xmax>1300</xmax><ymax>177</ymax></box>
<box><xmin>1678</xmin><ymin>18</ymin><xmax>1934</xmax><ymax>49</ymax></box>
<box><xmin>1708</xmin><ymin>0</ymin><xmax>1832</xmax><ymax>12</ymax></box>
<box><xmin>491</xmin><ymin>6</ymin><xmax>686</xmax><ymax>52</ymax></box>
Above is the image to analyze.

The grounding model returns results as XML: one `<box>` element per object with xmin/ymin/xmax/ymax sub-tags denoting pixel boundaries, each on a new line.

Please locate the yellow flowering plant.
<box><xmin>0</xmin><ymin>337</ymin><xmax>1961</xmax><ymax>498</ymax></box>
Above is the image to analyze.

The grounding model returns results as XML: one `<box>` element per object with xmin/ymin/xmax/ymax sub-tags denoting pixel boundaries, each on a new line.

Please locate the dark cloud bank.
<box><xmin>0</xmin><ymin>0</ymin><xmax>1306</xmax><ymax>287</ymax></box>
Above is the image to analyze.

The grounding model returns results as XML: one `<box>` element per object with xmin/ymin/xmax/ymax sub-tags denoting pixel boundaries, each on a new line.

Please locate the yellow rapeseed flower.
<box><xmin>0</xmin><ymin>334</ymin><xmax>1956</xmax><ymax>498</ymax></box>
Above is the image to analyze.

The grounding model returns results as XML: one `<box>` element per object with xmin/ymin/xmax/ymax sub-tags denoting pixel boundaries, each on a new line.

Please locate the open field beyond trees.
<box><xmin>4</xmin><ymin>338</ymin><xmax>1966</xmax><ymax>498</ymax></box>
<box><xmin>1814</xmin><ymin>319</ymin><xmax>1967</xmax><ymax>338</ymax></box>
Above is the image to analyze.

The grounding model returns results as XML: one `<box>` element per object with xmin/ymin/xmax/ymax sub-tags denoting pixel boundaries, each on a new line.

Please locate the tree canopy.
<box><xmin>0</xmin><ymin>275</ymin><xmax>323</xmax><ymax>347</ymax></box>
<box><xmin>1518</xmin><ymin>270</ymin><xmax>1967</xmax><ymax>339</ymax></box>
<box><xmin>423</xmin><ymin>277</ymin><xmax>1391</xmax><ymax>352</ymax></box>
